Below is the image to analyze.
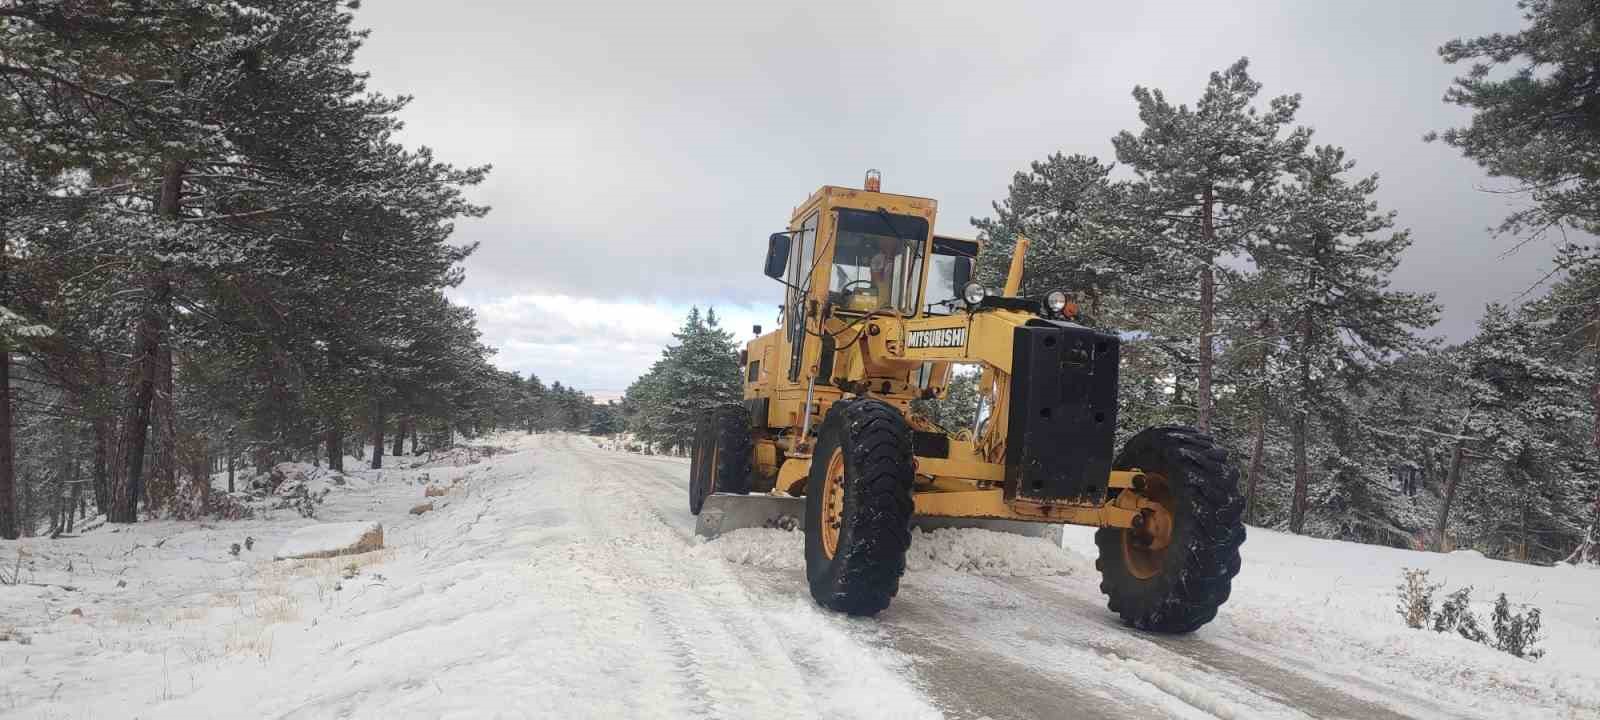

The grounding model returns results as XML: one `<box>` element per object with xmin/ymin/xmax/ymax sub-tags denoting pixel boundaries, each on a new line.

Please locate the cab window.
<box><xmin>827</xmin><ymin>208</ymin><xmax>928</xmax><ymax>314</ymax></box>
<box><xmin>923</xmin><ymin>236</ymin><xmax>978</xmax><ymax>315</ymax></box>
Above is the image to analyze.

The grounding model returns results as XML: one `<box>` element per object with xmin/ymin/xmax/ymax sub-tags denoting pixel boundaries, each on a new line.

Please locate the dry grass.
<box><xmin>253</xmin><ymin>594</ymin><xmax>300</xmax><ymax>623</ymax></box>
<box><xmin>222</xmin><ymin>623</ymin><xmax>274</xmax><ymax>662</ymax></box>
<box><xmin>0</xmin><ymin>625</ymin><xmax>29</xmax><ymax>645</ymax></box>
<box><xmin>172</xmin><ymin>605</ymin><xmax>210</xmax><ymax>622</ymax></box>
<box><xmin>260</xmin><ymin>547</ymin><xmax>395</xmax><ymax>582</ymax></box>
<box><xmin>110</xmin><ymin>606</ymin><xmax>145</xmax><ymax>625</ymax></box>
<box><xmin>250</xmin><ymin>581</ymin><xmax>302</xmax><ymax>623</ymax></box>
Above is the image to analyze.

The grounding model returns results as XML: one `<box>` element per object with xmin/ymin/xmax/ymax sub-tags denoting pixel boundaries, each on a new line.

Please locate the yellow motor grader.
<box><xmin>689</xmin><ymin>171</ymin><xmax>1245</xmax><ymax>632</ymax></box>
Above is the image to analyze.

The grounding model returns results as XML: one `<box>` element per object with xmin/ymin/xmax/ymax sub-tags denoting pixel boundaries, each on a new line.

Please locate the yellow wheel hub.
<box><xmin>1121</xmin><ymin>473</ymin><xmax>1174</xmax><ymax>581</ymax></box>
<box><xmin>821</xmin><ymin>448</ymin><xmax>846</xmax><ymax>559</ymax></box>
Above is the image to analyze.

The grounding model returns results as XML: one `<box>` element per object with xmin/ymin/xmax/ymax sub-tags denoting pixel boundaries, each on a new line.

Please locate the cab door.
<box><xmin>783</xmin><ymin>210</ymin><xmax>819</xmax><ymax>383</ymax></box>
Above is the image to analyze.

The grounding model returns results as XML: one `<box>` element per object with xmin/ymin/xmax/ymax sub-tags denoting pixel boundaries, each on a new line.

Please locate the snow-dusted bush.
<box><xmin>1432</xmin><ymin>586</ymin><xmax>1488</xmax><ymax>643</ymax></box>
<box><xmin>1397</xmin><ymin>568</ymin><xmax>1545</xmax><ymax>660</ymax></box>
<box><xmin>1394</xmin><ymin>568</ymin><xmax>1440</xmax><ymax>629</ymax></box>
<box><xmin>1490</xmin><ymin>593</ymin><xmax>1545</xmax><ymax>659</ymax></box>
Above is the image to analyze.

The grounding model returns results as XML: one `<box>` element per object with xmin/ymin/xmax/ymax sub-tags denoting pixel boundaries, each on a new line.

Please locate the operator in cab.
<box><xmin>868</xmin><ymin>235</ymin><xmax>900</xmax><ymax>308</ymax></box>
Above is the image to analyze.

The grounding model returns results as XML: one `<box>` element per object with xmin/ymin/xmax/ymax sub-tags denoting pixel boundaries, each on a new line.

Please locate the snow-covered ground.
<box><xmin>1</xmin><ymin>433</ymin><xmax>1595</xmax><ymax>719</ymax></box>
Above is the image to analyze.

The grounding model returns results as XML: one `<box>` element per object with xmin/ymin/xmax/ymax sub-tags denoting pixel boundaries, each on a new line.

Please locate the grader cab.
<box><xmin>689</xmin><ymin>171</ymin><xmax>1246</xmax><ymax>632</ymax></box>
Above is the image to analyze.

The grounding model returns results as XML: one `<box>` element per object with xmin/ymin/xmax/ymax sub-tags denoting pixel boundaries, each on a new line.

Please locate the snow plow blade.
<box><xmin>695</xmin><ymin>493</ymin><xmax>806</xmax><ymax>538</ymax></box>
<box><xmin>694</xmin><ymin>493</ymin><xmax>1063</xmax><ymax>544</ymax></box>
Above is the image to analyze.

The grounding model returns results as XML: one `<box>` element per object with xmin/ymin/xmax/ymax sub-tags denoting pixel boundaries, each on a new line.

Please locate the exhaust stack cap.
<box><xmin>864</xmin><ymin>169</ymin><xmax>881</xmax><ymax>192</ymax></box>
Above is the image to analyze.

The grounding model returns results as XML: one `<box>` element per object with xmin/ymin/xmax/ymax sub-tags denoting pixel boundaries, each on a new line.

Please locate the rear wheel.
<box><xmin>690</xmin><ymin>405</ymin><xmax>753</xmax><ymax>515</ymax></box>
<box><xmin>1094</xmin><ymin>425</ymin><xmax>1245</xmax><ymax>633</ymax></box>
<box><xmin>688</xmin><ymin>413</ymin><xmax>714</xmax><ymax>515</ymax></box>
<box><xmin>804</xmin><ymin>398</ymin><xmax>915</xmax><ymax>616</ymax></box>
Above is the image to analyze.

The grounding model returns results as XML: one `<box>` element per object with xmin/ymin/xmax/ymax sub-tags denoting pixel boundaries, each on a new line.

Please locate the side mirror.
<box><xmin>764</xmin><ymin>233</ymin><xmax>791</xmax><ymax>279</ymax></box>
<box><xmin>952</xmin><ymin>256</ymin><xmax>973</xmax><ymax>296</ymax></box>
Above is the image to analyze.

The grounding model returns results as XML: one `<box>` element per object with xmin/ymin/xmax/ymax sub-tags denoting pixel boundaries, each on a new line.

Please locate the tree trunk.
<box><xmin>1245</xmin><ymin>389</ymin><xmax>1268</xmax><ymax>525</ymax></box>
<box><xmin>326</xmin><ymin>424</ymin><xmax>343</xmax><ymax>473</ymax></box>
<box><xmin>0</xmin><ymin>348</ymin><xmax>15</xmax><ymax>540</ymax></box>
<box><xmin>67</xmin><ymin>476</ymin><xmax>81</xmax><ymax>533</ymax></box>
<box><xmin>48</xmin><ymin>476</ymin><xmax>63</xmax><ymax>539</ymax></box>
<box><xmin>1289</xmin><ymin>404</ymin><xmax>1309</xmax><ymax>535</ymax></box>
<box><xmin>1196</xmin><ymin>186</ymin><xmax>1216</xmax><ymax>434</ymax></box>
<box><xmin>0</xmin><ymin>218</ymin><xmax>15</xmax><ymax>539</ymax></box>
<box><xmin>114</xmin><ymin>293</ymin><xmax>163</xmax><ymax>523</ymax></box>
<box><xmin>184</xmin><ymin>434</ymin><xmax>209</xmax><ymax>518</ymax></box>
<box><xmin>370</xmin><ymin>401</ymin><xmax>385</xmax><ymax>470</ymax></box>
<box><xmin>1420</xmin><ymin>441</ymin><xmax>1439</xmax><ymax>492</ymax></box>
<box><xmin>150</xmin><ymin>345</ymin><xmax>177</xmax><ymax>514</ymax></box>
<box><xmin>1591</xmin><ymin>304</ymin><xmax>1599</xmax><ymax>449</ymax></box>
<box><xmin>19</xmin><ymin>471</ymin><xmax>32</xmax><ymax>536</ymax></box>
<box><xmin>1433</xmin><ymin>411</ymin><xmax>1472</xmax><ymax>552</ymax></box>
<box><xmin>410</xmin><ymin>425</ymin><xmax>418</xmax><ymax>455</ymax></box>
<box><xmin>226</xmin><ymin>447</ymin><xmax>235</xmax><ymax>494</ymax></box>
<box><xmin>392</xmin><ymin>417</ymin><xmax>408</xmax><ymax>457</ymax></box>
<box><xmin>114</xmin><ymin>158</ymin><xmax>183</xmax><ymax>523</ymax></box>
<box><xmin>92</xmin><ymin>351</ymin><xmax>110</xmax><ymax>515</ymax></box>
<box><xmin>1289</xmin><ymin>309</ymin><xmax>1313</xmax><ymax>535</ymax></box>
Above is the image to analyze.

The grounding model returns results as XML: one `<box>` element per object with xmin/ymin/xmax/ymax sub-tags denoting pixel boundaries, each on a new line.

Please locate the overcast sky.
<box><xmin>352</xmin><ymin>0</ymin><xmax>1552</xmax><ymax>399</ymax></box>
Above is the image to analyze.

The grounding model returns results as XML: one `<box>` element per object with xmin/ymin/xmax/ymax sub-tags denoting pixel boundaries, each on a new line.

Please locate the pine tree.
<box><xmin>1113</xmin><ymin>58</ymin><xmax>1311</xmax><ymax>433</ymax></box>
<box><xmin>524</xmin><ymin>374</ymin><xmax>546</xmax><ymax>433</ymax></box>
<box><xmin>911</xmin><ymin>370</ymin><xmax>980</xmax><ymax>432</ymax></box>
<box><xmin>1254</xmin><ymin>145</ymin><xmax>1439</xmax><ymax>534</ymax></box>
<box><xmin>972</xmin><ymin>153</ymin><xmax>1155</xmax><ymax>319</ymax></box>
<box><xmin>1432</xmin><ymin>0</ymin><xmax>1600</xmax><ymax>243</ymax></box>
<box><xmin>1441</xmin><ymin>305</ymin><xmax>1590</xmax><ymax>555</ymax></box>
<box><xmin>1523</xmin><ymin>265</ymin><xmax>1600</xmax><ymax>561</ymax></box>
<box><xmin>621</xmin><ymin>307</ymin><xmax>742</xmax><ymax>453</ymax></box>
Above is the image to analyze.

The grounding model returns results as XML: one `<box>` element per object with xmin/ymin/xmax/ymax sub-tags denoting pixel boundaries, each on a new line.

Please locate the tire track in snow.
<box><xmin>591</xmin><ymin>439</ymin><xmax>1179</xmax><ymax>719</ymax></box>
<box><xmin>1001</xmin><ymin>577</ymin><xmax>1458</xmax><ymax>720</ymax></box>
<box><xmin>559</xmin><ymin>437</ymin><xmax>821</xmax><ymax>718</ymax></box>
<box><xmin>567</xmin><ymin>438</ymin><xmax>944</xmax><ymax>720</ymax></box>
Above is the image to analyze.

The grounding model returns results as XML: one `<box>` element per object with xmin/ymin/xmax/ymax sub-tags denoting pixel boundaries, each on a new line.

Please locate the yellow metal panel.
<box><xmin>915</xmin><ymin>456</ymin><xmax>1004</xmax><ymax>483</ymax></box>
<box><xmin>775</xmin><ymin>456</ymin><xmax>812</xmax><ymax>495</ymax></box>
<box><xmin>753</xmin><ymin>440</ymin><xmax>779</xmax><ymax>478</ymax></box>
<box><xmin>913</xmin><ymin>490</ymin><xmax>1142</xmax><ymax>528</ymax></box>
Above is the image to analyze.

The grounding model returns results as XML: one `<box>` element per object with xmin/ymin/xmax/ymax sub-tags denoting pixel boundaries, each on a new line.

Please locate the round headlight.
<box><xmin>1046</xmin><ymin>290</ymin><xmax>1069</xmax><ymax>315</ymax></box>
<box><xmin>962</xmin><ymin>282</ymin><xmax>988</xmax><ymax>306</ymax></box>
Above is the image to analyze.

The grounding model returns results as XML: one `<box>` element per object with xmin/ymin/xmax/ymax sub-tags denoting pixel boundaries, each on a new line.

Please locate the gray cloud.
<box><xmin>359</xmin><ymin>0</ymin><xmax>1552</xmax><ymax>389</ymax></box>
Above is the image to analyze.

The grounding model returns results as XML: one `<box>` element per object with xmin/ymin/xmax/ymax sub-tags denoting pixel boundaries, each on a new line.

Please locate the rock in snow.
<box><xmin>274</xmin><ymin>521</ymin><xmax>384</xmax><ymax>560</ymax></box>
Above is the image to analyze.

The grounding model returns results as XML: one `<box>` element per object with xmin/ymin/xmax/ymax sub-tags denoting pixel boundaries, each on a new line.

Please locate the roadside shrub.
<box><xmin>1396</xmin><ymin>568</ymin><xmax>1544</xmax><ymax>660</ymax></box>
<box><xmin>1394</xmin><ymin>568</ymin><xmax>1440</xmax><ymax>629</ymax></box>
<box><xmin>1432</xmin><ymin>586</ymin><xmax>1487</xmax><ymax>643</ymax></box>
<box><xmin>1490</xmin><ymin>593</ymin><xmax>1545</xmax><ymax>659</ymax></box>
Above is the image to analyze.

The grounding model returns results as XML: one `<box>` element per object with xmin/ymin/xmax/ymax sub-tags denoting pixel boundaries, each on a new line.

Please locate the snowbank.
<box><xmin>905</xmin><ymin>527</ymin><xmax>1084</xmax><ymax>576</ymax></box>
<box><xmin>273</xmin><ymin>520</ymin><xmax>384</xmax><ymax>560</ymax></box>
<box><xmin>698</xmin><ymin>527</ymin><xmax>1084</xmax><ymax>577</ymax></box>
<box><xmin>1064</xmin><ymin>524</ymin><xmax>1600</xmax><ymax>718</ymax></box>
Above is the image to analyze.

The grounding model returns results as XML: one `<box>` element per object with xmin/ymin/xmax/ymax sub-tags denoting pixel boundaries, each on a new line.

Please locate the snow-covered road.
<box><xmin>4</xmin><ymin>433</ymin><xmax>1596</xmax><ymax>719</ymax></box>
<box><xmin>575</xmin><ymin>436</ymin><xmax>1490</xmax><ymax>720</ymax></box>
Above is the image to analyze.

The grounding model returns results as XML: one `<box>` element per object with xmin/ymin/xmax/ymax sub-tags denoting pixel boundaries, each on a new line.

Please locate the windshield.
<box><xmin>827</xmin><ymin>209</ymin><xmax>928</xmax><ymax>314</ymax></box>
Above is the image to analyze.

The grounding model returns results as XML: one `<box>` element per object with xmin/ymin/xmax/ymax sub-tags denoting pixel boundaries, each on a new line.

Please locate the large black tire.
<box><xmin>711</xmin><ymin>405</ymin><xmax>754</xmax><ymax>496</ymax></box>
<box><xmin>690</xmin><ymin>405</ymin><xmax>753</xmax><ymax>515</ymax></box>
<box><xmin>1094</xmin><ymin>425</ymin><xmax>1245</xmax><ymax>633</ymax></box>
<box><xmin>804</xmin><ymin>398</ymin><xmax>915</xmax><ymax>616</ymax></box>
<box><xmin>689</xmin><ymin>412</ymin><xmax>714</xmax><ymax>515</ymax></box>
